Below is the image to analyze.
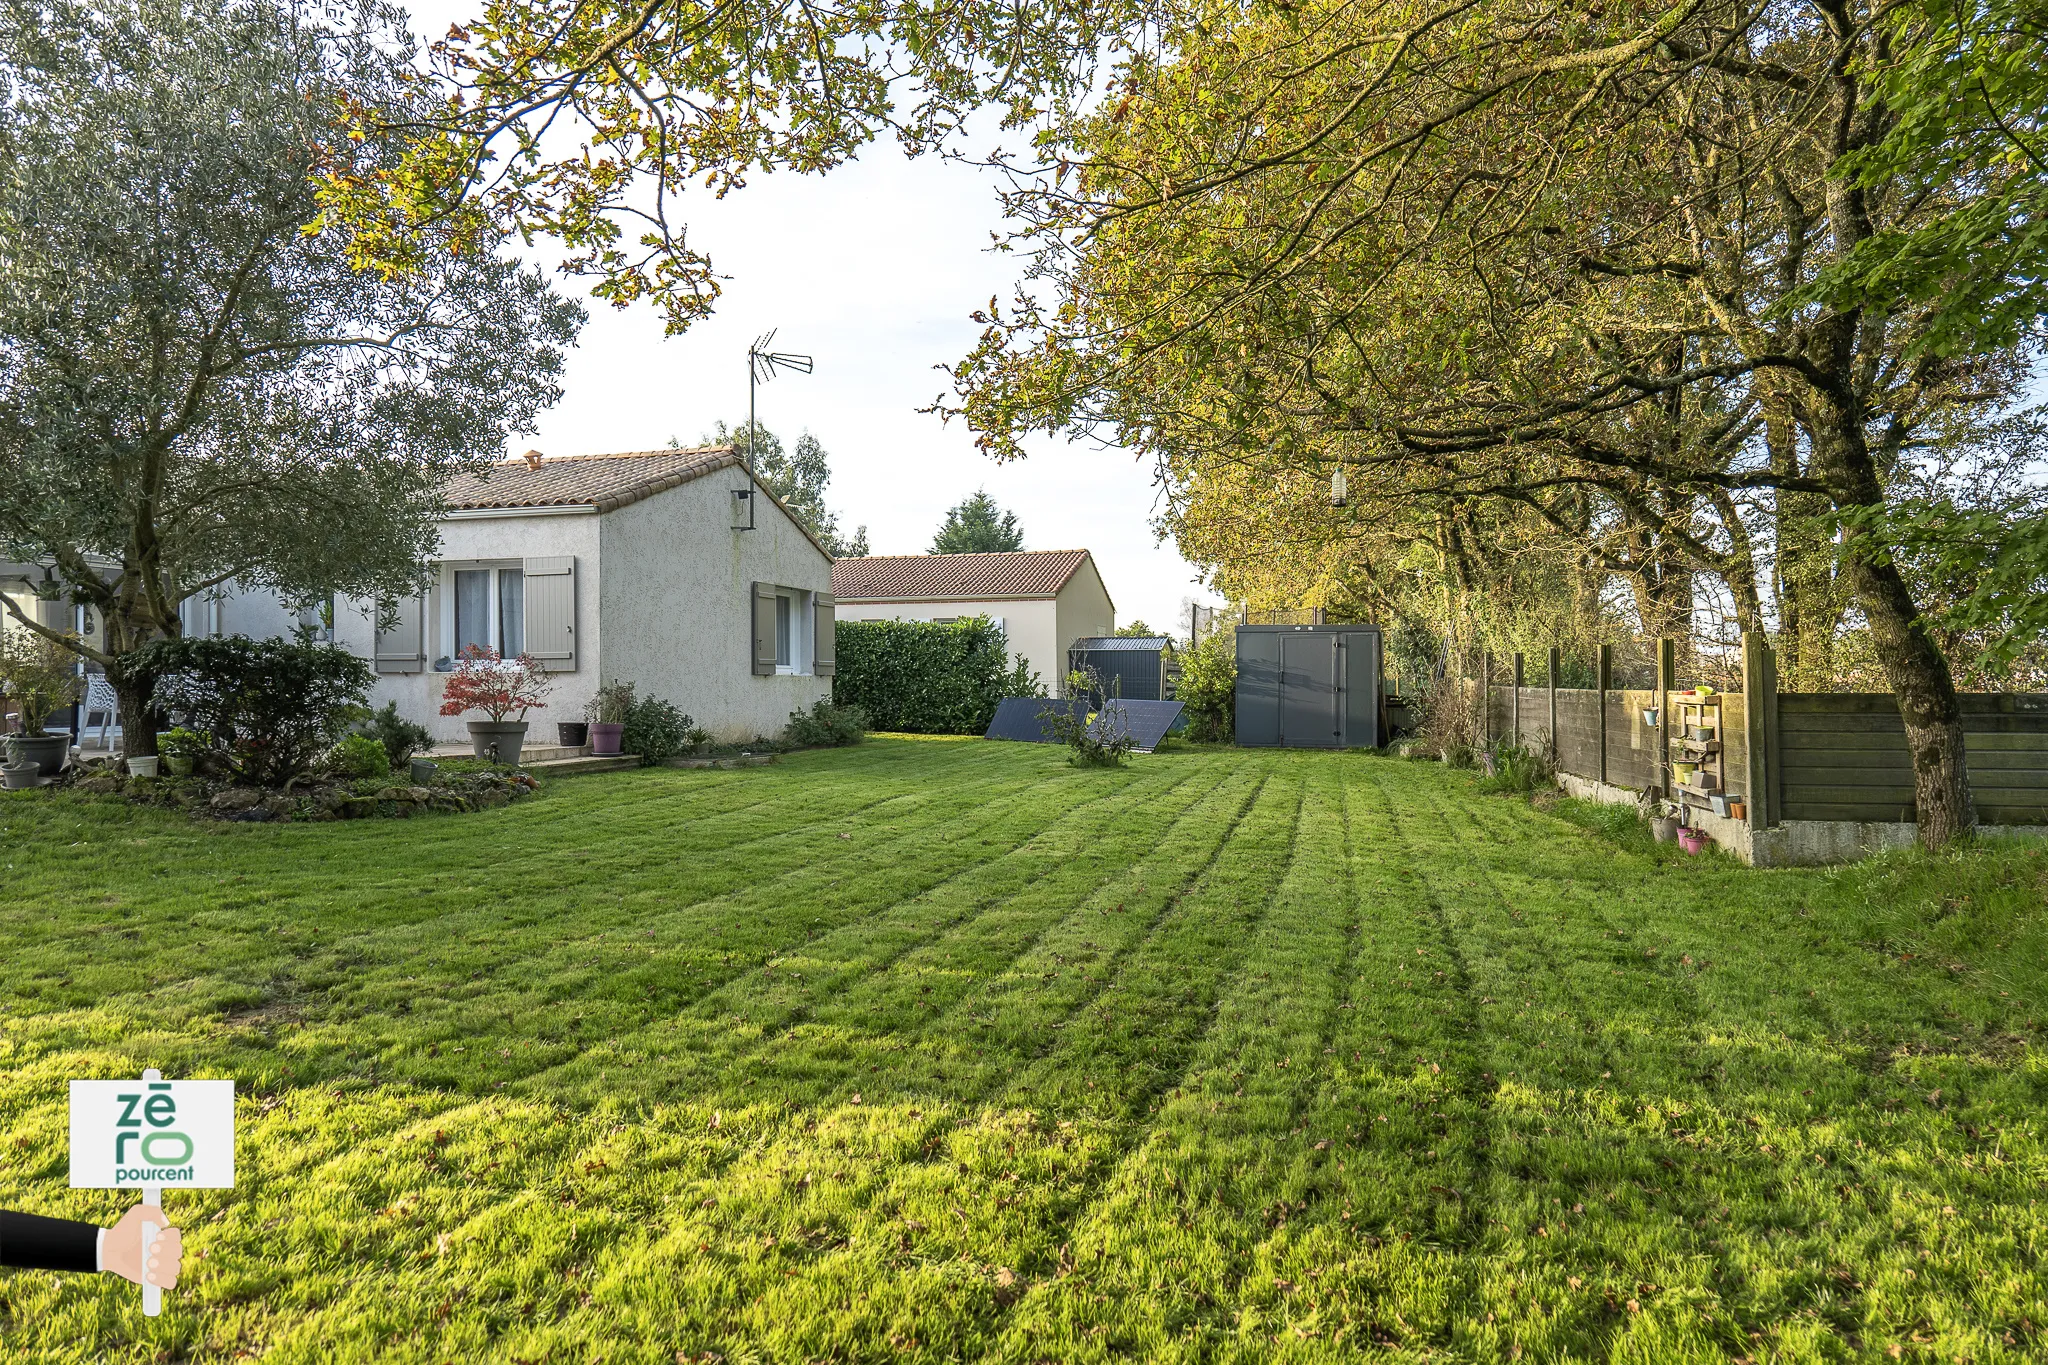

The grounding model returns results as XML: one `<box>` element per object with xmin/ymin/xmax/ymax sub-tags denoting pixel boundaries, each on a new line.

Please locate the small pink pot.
<box><xmin>1677</xmin><ymin>828</ymin><xmax>1708</xmax><ymax>855</ymax></box>
<box><xmin>589</xmin><ymin>722</ymin><xmax>625</xmax><ymax>756</ymax></box>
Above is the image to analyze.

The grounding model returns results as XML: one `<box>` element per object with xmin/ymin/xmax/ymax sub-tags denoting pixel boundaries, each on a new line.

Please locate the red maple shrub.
<box><xmin>438</xmin><ymin>645</ymin><xmax>553</xmax><ymax>722</ymax></box>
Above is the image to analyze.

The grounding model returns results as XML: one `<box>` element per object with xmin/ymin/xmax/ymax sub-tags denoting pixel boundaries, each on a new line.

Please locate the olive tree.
<box><xmin>0</xmin><ymin>0</ymin><xmax>583</xmax><ymax>754</ymax></box>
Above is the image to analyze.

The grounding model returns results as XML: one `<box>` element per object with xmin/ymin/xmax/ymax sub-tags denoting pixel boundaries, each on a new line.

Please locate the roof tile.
<box><xmin>832</xmin><ymin>550</ymin><xmax>1092</xmax><ymax>601</ymax></box>
<box><xmin>444</xmin><ymin>446</ymin><xmax>739</xmax><ymax>513</ymax></box>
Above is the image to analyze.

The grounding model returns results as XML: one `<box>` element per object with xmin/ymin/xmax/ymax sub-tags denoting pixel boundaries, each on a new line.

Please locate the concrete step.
<box><xmin>429</xmin><ymin>742</ymin><xmax>588</xmax><ymax>764</ymax></box>
<box><xmin>527</xmin><ymin>755</ymin><xmax>641</xmax><ymax>775</ymax></box>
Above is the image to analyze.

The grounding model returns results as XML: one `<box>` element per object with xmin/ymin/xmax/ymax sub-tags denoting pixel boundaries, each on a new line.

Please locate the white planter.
<box><xmin>126</xmin><ymin>755</ymin><xmax>160</xmax><ymax>778</ymax></box>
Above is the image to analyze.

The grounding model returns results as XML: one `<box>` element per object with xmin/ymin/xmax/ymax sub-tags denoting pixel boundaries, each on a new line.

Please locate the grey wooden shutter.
<box><xmin>374</xmin><ymin>593</ymin><xmax>426</xmax><ymax>673</ymax></box>
<box><xmin>813</xmin><ymin>592</ymin><xmax>836</xmax><ymax>676</ymax></box>
<box><xmin>523</xmin><ymin>556</ymin><xmax>577</xmax><ymax>670</ymax></box>
<box><xmin>752</xmin><ymin>582</ymin><xmax>778</xmax><ymax>675</ymax></box>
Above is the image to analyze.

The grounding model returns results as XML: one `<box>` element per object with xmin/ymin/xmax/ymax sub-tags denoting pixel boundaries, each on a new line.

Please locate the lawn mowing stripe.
<box><xmin>962</xmin><ymin>764</ymin><xmax>1311</xmax><ymax>1362</ymax></box>
<box><xmin>510</xmin><ymin>759</ymin><xmax>1203</xmax><ymax>1107</ymax></box>
<box><xmin>570</xmin><ymin>765</ymin><xmax>1275</xmax><ymax>1359</ymax></box>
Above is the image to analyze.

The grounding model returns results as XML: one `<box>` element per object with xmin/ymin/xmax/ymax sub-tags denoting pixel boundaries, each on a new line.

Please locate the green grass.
<box><xmin>2</xmin><ymin>737</ymin><xmax>2045</xmax><ymax>1363</ymax></box>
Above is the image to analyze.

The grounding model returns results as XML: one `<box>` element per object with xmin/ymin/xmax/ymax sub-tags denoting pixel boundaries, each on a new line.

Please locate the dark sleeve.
<box><xmin>0</xmin><ymin>1210</ymin><xmax>100</xmax><ymax>1273</ymax></box>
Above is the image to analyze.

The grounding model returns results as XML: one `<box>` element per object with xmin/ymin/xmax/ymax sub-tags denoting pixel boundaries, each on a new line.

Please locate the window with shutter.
<box><xmin>374</xmin><ymin>593</ymin><xmax>426</xmax><ymax>673</ymax></box>
<box><xmin>522</xmin><ymin>556</ymin><xmax>576</xmax><ymax>670</ymax></box>
<box><xmin>752</xmin><ymin>582</ymin><xmax>778</xmax><ymax>675</ymax></box>
<box><xmin>813</xmin><ymin>592</ymin><xmax>836</xmax><ymax>676</ymax></box>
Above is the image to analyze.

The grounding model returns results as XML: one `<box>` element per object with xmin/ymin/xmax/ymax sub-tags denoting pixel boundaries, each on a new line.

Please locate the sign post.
<box><xmin>69</xmin><ymin>1068</ymin><xmax>234</xmax><ymax>1315</ymax></box>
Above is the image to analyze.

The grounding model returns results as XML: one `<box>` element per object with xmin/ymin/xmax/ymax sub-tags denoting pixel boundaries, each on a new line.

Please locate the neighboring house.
<box><xmin>832</xmin><ymin>550</ymin><xmax>1115</xmax><ymax>696</ymax></box>
<box><xmin>186</xmin><ymin>446</ymin><xmax>836</xmax><ymax>743</ymax></box>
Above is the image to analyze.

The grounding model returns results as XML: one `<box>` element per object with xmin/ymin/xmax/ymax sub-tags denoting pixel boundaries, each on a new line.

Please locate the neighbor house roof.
<box><xmin>444</xmin><ymin>446</ymin><xmax>741</xmax><ymax>514</ymax></box>
<box><xmin>832</xmin><ymin>550</ymin><xmax>1095</xmax><ymax>602</ymax></box>
<box><xmin>441</xmin><ymin>446</ymin><xmax>834</xmax><ymax>562</ymax></box>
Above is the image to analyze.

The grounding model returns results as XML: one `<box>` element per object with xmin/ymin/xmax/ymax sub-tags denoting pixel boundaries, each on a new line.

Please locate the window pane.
<box><xmin>455</xmin><ymin>569</ymin><xmax>491</xmax><ymax>656</ymax></box>
<box><xmin>775</xmin><ymin>594</ymin><xmax>792</xmax><ymax>667</ymax></box>
<box><xmin>499</xmin><ymin>569</ymin><xmax>524</xmax><ymax>657</ymax></box>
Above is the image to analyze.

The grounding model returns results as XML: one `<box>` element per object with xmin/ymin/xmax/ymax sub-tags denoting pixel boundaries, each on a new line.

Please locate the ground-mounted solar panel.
<box><xmin>1091</xmin><ymin>699</ymin><xmax>1185</xmax><ymax>753</ymax></box>
<box><xmin>983</xmin><ymin>696</ymin><xmax>1087</xmax><ymax>743</ymax></box>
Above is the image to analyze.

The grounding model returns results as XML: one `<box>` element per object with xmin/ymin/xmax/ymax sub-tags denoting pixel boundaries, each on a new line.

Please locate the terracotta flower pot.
<box><xmin>468</xmin><ymin>720</ymin><xmax>529</xmax><ymax>766</ymax></box>
<box><xmin>589</xmin><ymin>722</ymin><xmax>625</xmax><ymax>756</ymax></box>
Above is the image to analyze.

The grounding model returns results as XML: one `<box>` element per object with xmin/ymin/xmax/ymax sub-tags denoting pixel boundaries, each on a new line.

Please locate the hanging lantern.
<box><xmin>1329</xmin><ymin>464</ymin><xmax>1349</xmax><ymax>508</ymax></box>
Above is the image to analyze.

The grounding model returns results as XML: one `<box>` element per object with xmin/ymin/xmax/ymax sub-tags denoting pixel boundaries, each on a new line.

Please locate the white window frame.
<box><xmin>774</xmin><ymin>588</ymin><xmax>812</xmax><ymax>675</ymax></box>
<box><xmin>437</xmin><ymin>560</ymin><xmax>527</xmax><ymax>663</ymax></box>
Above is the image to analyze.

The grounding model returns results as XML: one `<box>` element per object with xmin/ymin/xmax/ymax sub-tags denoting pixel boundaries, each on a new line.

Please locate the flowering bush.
<box><xmin>438</xmin><ymin>646</ymin><xmax>552</xmax><ymax>722</ymax></box>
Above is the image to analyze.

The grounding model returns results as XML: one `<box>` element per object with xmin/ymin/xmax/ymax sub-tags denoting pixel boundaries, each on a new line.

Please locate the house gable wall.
<box><xmin>597</xmin><ymin>470</ymin><xmax>832</xmax><ymax>742</ymax></box>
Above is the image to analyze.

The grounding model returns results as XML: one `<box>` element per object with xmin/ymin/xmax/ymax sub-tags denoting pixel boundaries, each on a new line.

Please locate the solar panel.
<box><xmin>1091</xmin><ymin>699</ymin><xmax>1185</xmax><ymax>753</ymax></box>
<box><xmin>983</xmin><ymin>696</ymin><xmax>1087</xmax><ymax>743</ymax></box>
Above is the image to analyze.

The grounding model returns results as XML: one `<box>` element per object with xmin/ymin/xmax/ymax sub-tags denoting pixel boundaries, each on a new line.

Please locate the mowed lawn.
<box><xmin>2</xmin><ymin>740</ymin><xmax>2045</xmax><ymax>1364</ymax></box>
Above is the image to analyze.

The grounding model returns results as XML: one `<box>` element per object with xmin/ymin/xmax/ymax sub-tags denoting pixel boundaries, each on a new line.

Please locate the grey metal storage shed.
<box><xmin>1234</xmin><ymin>623</ymin><xmax>1383</xmax><ymax>748</ymax></box>
<box><xmin>1067</xmin><ymin>636</ymin><xmax>1178</xmax><ymax>702</ymax></box>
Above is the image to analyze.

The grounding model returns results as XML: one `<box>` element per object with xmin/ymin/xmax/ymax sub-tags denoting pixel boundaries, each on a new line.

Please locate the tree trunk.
<box><xmin>1837</xmin><ymin>535</ymin><xmax>1975</xmax><ymax>846</ymax></box>
<box><xmin>1813</xmin><ymin>412</ymin><xmax>1976</xmax><ymax>847</ymax></box>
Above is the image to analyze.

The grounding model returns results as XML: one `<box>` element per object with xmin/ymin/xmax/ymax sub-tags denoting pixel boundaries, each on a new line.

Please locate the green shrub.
<box><xmin>156</xmin><ymin>726</ymin><xmax>211</xmax><ymax>759</ymax></box>
<box><xmin>325</xmin><ymin>733</ymin><xmax>392</xmax><ymax>779</ymax></box>
<box><xmin>1175</xmin><ymin>630</ymin><xmax>1235</xmax><ymax>742</ymax></box>
<box><xmin>831</xmin><ymin>617</ymin><xmax>1041</xmax><ymax>734</ymax></box>
<box><xmin>357</xmin><ymin>701</ymin><xmax>432</xmax><ymax>769</ymax></box>
<box><xmin>783</xmin><ymin>699</ymin><xmax>867</xmax><ymax>748</ymax></box>
<box><xmin>621</xmin><ymin>695</ymin><xmax>694</xmax><ymax>765</ymax></box>
<box><xmin>1476</xmin><ymin>741</ymin><xmax>1554</xmax><ymax>795</ymax></box>
<box><xmin>1039</xmin><ymin>669</ymin><xmax>1137</xmax><ymax>766</ymax></box>
<box><xmin>139</xmin><ymin>635</ymin><xmax>374</xmax><ymax>786</ymax></box>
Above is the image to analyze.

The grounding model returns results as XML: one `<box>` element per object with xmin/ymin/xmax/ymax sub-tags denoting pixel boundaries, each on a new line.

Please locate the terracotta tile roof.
<box><xmin>441</xmin><ymin>446</ymin><xmax>836</xmax><ymax>562</ymax></box>
<box><xmin>444</xmin><ymin>446</ymin><xmax>740</xmax><ymax>514</ymax></box>
<box><xmin>832</xmin><ymin>550</ymin><xmax>1095</xmax><ymax>602</ymax></box>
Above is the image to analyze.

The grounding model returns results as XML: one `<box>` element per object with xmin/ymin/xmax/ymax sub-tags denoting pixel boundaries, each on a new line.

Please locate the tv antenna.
<box><xmin>746</xmin><ymin>330</ymin><xmax>813</xmax><ymax>468</ymax></box>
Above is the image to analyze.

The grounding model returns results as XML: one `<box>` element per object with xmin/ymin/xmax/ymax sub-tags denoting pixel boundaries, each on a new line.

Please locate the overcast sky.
<box><xmin>399</xmin><ymin>8</ymin><xmax>1222</xmax><ymax>637</ymax></box>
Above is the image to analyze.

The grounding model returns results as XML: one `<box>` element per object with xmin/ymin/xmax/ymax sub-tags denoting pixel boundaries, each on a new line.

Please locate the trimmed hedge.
<box><xmin>832</xmin><ymin>617</ymin><xmax>1041</xmax><ymax>734</ymax></box>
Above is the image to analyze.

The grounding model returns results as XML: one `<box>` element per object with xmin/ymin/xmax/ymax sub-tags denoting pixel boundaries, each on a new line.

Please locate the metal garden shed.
<box><xmin>1234</xmin><ymin>623</ymin><xmax>1383</xmax><ymax>748</ymax></box>
<box><xmin>1067</xmin><ymin>636</ymin><xmax>1178</xmax><ymax>702</ymax></box>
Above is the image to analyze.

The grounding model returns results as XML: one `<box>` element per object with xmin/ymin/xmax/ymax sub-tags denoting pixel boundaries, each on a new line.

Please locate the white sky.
<box><xmin>399</xmin><ymin>7</ymin><xmax>1220</xmax><ymax>637</ymax></box>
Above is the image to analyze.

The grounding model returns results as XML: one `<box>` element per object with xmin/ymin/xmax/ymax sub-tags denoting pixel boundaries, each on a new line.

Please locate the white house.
<box><xmin>831</xmin><ymin>550</ymin><xmax>1115</xmax><ymax>696</ymax></box>
<box><xmin>192</xmin><ymin>446</ymin><xmax>836</xmax><ymax>744</ymax></box>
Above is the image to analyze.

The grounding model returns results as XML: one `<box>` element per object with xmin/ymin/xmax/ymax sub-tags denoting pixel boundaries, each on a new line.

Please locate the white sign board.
<box><xmin>69</xmin><ymin>1077</ymin><xmax>235</xmax><ymax>1190</ymax></box>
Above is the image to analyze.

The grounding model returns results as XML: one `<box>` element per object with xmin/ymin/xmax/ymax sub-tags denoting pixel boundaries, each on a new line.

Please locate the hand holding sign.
<box><xmin>101</xmin><ymin>1204</ymin><xmax>183</xmax><ymax>1289</ymax></box>
<box><xmin>70</xmin><ymin>1069</ymin><xmax>232</xmax><ymax>1315</ymax></box>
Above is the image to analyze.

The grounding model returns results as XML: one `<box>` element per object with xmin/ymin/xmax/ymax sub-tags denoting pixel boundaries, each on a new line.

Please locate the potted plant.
<box><xmin>1677</xmin><ymin>826</ymin><xmax>1709</xmax><ymax>855</ymax></box>
<box><xmin>438</xmin><ymin>645</ymin><xmax>552</xmax><ymax>765</ymax></box>
<box><xmin>585</xmin><ymin>681</ymin><xmax>634</xmax><ymax>756</ymax></box>
<box><xmin>0</xmin><ymin>630</ymin><xmax>83</xmax><ymax>777</ymax></box>
<box><xmin>157</xmin><ymin>726</ymin><xmax>209</xmax><ymax>777</ymax></box>
<box><xmin>2</xmin><ymin>757</ymin><xmax>40</xmax><ymax>789</ymax></box>
<box><xmin>125</xmin><ymin>754</ymin><xmax>159</xmax><ymax>779</ymax></box>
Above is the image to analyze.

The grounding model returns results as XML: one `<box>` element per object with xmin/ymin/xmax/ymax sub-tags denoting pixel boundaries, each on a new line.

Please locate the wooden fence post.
<box><xmin>1512</xmin><ymin>652</ymin><xmax>1525</xmax><ymax>750</ymax></box>
<box><xmin>1597</xmin><ymin>643</ymin><xmax>1612</xmax><ymax>786</ymax></box>
<box><xmin>1547</xmin><ymin>646</ymin><xmax>1560</xmax><ymax>762</ymax></box>
<box><xmin>1742</xmin><ymin>633</ymin><xmax>1778</xmax><ymax>827</ymax></box>
<box><xmin>1656</xmin><ymin>637</ymin><xmax>1676</xmax><ymax>797</ymax></box>
<box><xmin>1481</xmin><ymin>654</ymin><xmax>1492</xmax><ymax>744</ymax></box>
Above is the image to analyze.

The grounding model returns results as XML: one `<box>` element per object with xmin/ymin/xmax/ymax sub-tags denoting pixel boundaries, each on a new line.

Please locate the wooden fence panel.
<box><xmin>1780</xmin><ymin>694</ymin><xmax>2048</xmax><ymax>823</ymax></box>
<box><xmin>1486</xmin><ymin>687</ymin><xmax>1511</xmax><ymax>741</ymax></box>
<box><xmin>1554</xmin><ymin>689</ymin><xmax>1602</xmax><ymax>777</ymax></box>
<box><xmin>1605</xmin><ymin>689</ymin><xmax>1658</xmax><ymax>791</ymax></box>
<box><xmin>1718</xmin><ymin>693</ymin><xmax>1748</xmax><ymax>801</ymax></box>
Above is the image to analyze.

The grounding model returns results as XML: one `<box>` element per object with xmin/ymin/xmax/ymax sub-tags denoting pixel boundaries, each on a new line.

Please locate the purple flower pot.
<box><xmin>589</xmin><ymin>722</ymin><xmax>625</xmax><ymax>756</ymax></box>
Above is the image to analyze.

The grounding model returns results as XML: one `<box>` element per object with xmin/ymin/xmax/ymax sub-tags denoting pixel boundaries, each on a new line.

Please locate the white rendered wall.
<box><xmin>598</xmin><ymin>475</ymin><xmax>833</xmax><ymax>742</ymax></box>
